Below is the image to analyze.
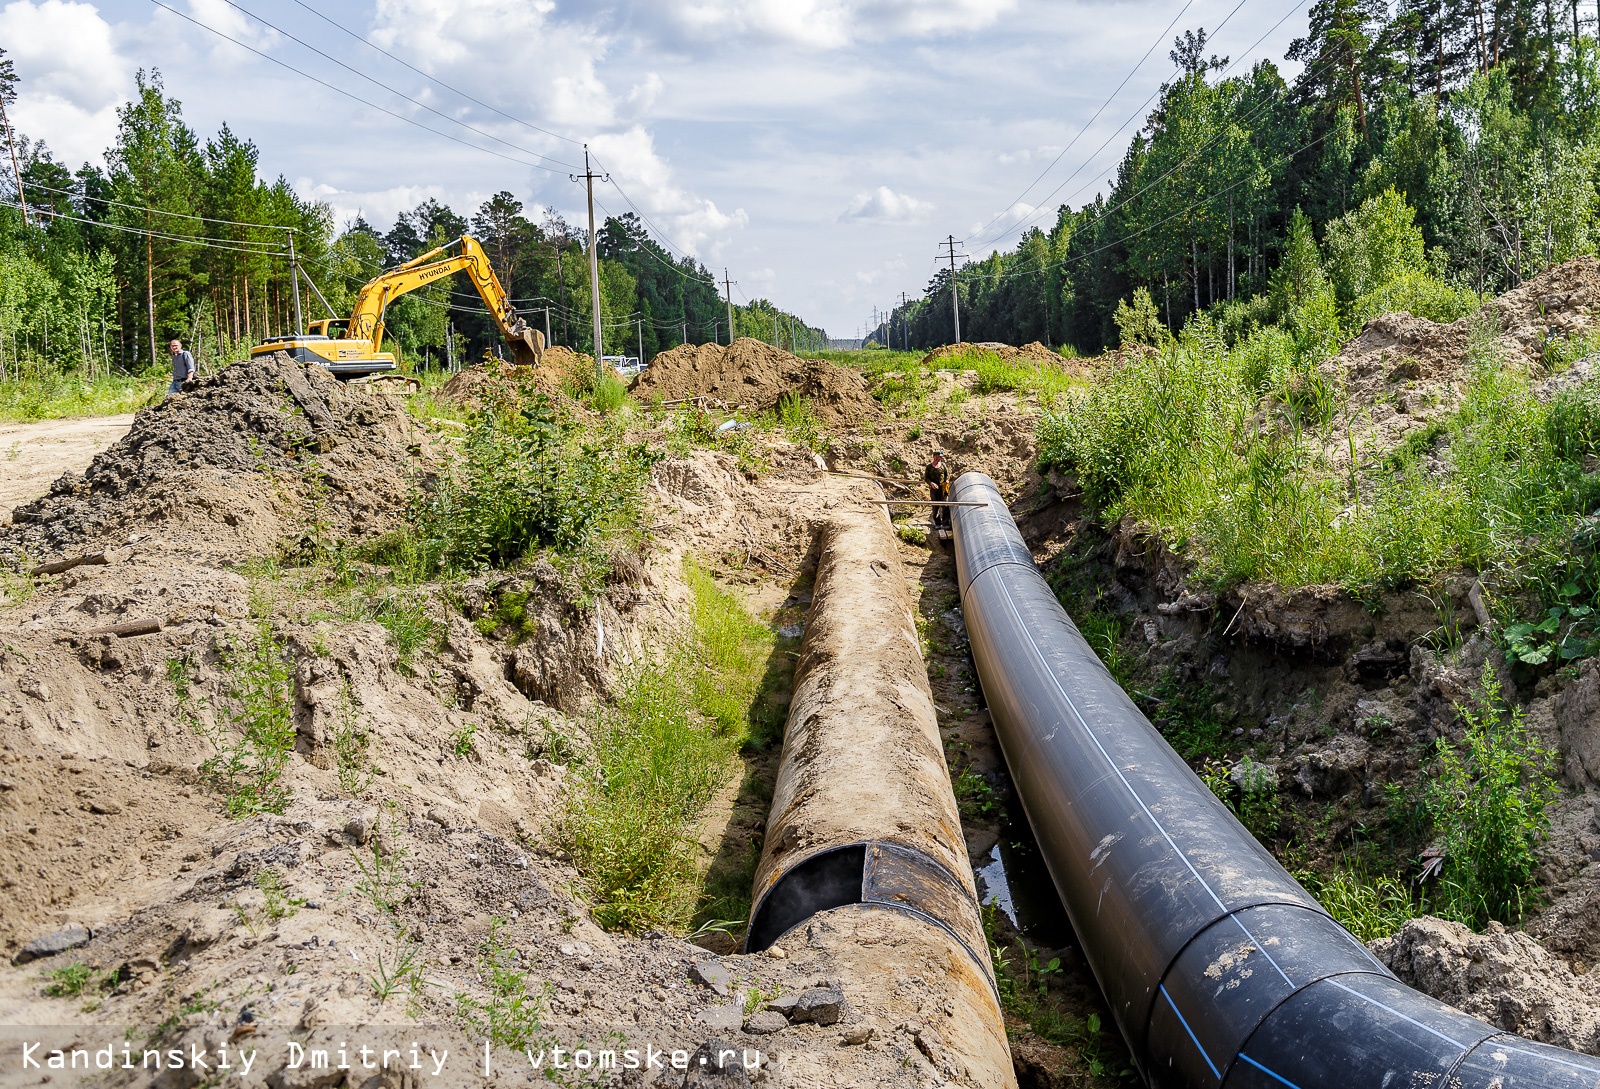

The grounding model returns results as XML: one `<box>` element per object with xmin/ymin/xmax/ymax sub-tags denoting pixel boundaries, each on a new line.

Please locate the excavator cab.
<box><xmin>251</xmin><ymin>235</ymin><xmax>543</xmax><ymax>379</ymax></box>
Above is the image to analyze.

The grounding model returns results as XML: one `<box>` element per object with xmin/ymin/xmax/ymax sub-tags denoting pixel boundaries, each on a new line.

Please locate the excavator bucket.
<box><xmin>506</xmin><ymin>320</ymin><xmax>544</xmax><ymax>368</ymax></box>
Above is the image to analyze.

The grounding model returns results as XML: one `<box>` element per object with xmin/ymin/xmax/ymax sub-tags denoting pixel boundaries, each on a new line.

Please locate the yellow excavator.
<box><xmin>252</xmin><ymin>234</ymin><xmax>544</xmax><ymax>378</ymax></box>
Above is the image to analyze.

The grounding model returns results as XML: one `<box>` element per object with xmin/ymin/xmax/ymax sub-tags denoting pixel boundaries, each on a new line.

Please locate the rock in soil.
<box><xmin>12</xmin><ymin>924</ymin><xmax>90</xmax><ymax>965</ymax></box>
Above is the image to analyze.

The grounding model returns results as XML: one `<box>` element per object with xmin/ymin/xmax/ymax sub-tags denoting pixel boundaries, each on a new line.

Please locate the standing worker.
<box><xmin>168</xmin><ymin>339</ymin><xmax>196</xmax><ymax>396</ymax></box>
<box><xmin>925</xmin><ymin>450</ymin><xmax>951</xmax><ymax>531</ymax></box>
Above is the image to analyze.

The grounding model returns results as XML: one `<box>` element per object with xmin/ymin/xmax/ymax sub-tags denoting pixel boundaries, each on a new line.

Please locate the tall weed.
<box><xmin>398</xmin><ymin>396</ymin><xmax>654</xmax><ymax>580</ymax></box>
<box><xmin>1425</xmin><ymin>667</ymin><xmax>1558</xmax><ymax>928</ymax></box>
<box><xmin>200</xmin><ymin>621</ymin><xmax>296</xmax><ymax>817</ymax></box>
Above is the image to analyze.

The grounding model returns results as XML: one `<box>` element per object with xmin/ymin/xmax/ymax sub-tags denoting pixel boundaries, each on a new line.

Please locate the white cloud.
<box><xmin>588</xmin><ymin>126</ymin><xmax>747</xmax><ymax>258</ymax></box>
<box><xmin>842</xmin><ymin>186</ymin><xmax>932</xmax><ymax>222</ymax></box>
<box><xmin>370</xmin><ymin>0</ymin><xmax>616</xmax><ymax>132</ymax></box>
<box><xmin>654</xmin><ymin>0</ymin><xmax>1017</xmax><ymax>48</ymax></box>
<box><xmin>968</xmin><ymin>200</ymin><xmax>1036</xmax><ymax>239</ymax></box>
<box><xmin>0</xmin><ymin>0</ymin><xmax>130</xmax><ymax>166</ymax></box>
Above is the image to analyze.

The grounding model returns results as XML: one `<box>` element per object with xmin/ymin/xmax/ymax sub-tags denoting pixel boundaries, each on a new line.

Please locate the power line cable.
<box><xmin>147</xmin><ymin>0</ymin><xmax>573</xmax><ymax>177</ymax></box>
<box><xmin>4</xmin><ymin>198</ymin><xmax>290</xmax><ymax>254</ymax></box>
<box><xmin>967</xmin><ymin>0</ymin><xmax>1202</xmax><ymax>246</ymax></box>
<box><xmin>284</xmin><ymin>0</ymin><xmax>584</xmax><ymax>150</ymax></box>
<box><xmin>202</xmin><ymin>0</ymin><xmax>578</xmax><ymax>172</ymax></box>
<box><xmin>25</xmin><ymin>179</ymin><xmax>302</xmax><ymax>236</ymax></box>
<box><xmin>972</xmin><ymin>122</ymin><xmax>1336</xmax><ymax>288</ymax></box>
<box><xmin>983</xmin><ymin>0</ymin><xmax>1316</xmax><ymax>248</ymax></box>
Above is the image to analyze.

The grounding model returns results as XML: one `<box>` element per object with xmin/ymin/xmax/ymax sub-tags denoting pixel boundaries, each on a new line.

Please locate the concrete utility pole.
<box><xmin>900</xmin><ymin>292</ymin><xmax>910</xmax><ymax>350</ymax></box>
<box><xmin>285</xmin><ymin>230</ymin><xmax>303</xmax><ymax>336</ymax></box>
<box><xmin>636</xmin><ymin>317</ymin><xmax>643</xmax><ymax>366</ymax></box>
<box><xmin>940</xmin><ymin>235</ymin><xmax>966</xmax><ymax>344</ymax></box>
<box><xmin>723</xmin><ymin>269</ymin><xmax>736</xmax><ymax>346</ymax></box>
<box><xmin>572</xmin><ymin>147</ymin><xmax>609</xmax><ymax>381</ymax></box>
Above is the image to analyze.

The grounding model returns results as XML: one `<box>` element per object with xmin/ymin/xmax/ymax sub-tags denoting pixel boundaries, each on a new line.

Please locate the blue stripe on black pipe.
<box><xmin>950</xmin><ymin>470</ymin><xmax>1600</xmax><ymax>1089</ymax></box>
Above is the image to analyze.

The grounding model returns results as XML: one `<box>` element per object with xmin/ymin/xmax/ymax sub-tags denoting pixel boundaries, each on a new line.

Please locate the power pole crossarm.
<box><xmin>940</xmin><ymin>235</ymin><xmax>966</xmax><ymax>345</ymax></box>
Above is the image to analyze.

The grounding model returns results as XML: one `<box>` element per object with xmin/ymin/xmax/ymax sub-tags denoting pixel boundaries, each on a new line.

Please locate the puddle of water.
<box><xmin>976</xmin><ymin>803</ymin><xmax>1078</xmax><ymax>950</ymax></box>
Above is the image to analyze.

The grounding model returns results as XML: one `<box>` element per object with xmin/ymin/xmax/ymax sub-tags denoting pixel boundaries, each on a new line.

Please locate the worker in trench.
<box><xmin>925</xmin><ymin>450</ymin><xmax>951</xmax><ymax>530</ymax></box>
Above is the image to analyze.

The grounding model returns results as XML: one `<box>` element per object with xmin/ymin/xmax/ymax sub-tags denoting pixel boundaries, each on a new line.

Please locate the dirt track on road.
<box><xmin>0</xmin><ymin>413</ymin><xmax>135</xmax><ymax>521</ymax></box>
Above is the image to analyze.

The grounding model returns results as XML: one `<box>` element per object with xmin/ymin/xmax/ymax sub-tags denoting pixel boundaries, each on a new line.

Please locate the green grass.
<box><xmin>0</xmin><ymin>367</ymin><xmax>166</xmax><ymax>422</ymax></box>
<box><xmin>928</xmin><ymin>345</ymin><xmax>1081</xmax><ymax>404</ymax></box>
<box><xmin>1037</xmin><ymin>330</ymin><xmax>1600</xmax><ymax>593</ymax></box>
<box><xmin>1296</xmin><ymin>867</ymin><xmax>1416</xmax><ymax>942</ymax></box>
<box><xmin>561</xmin><ymin>559</ymin><xmax>779</xmax><ymax>932</ymax></box>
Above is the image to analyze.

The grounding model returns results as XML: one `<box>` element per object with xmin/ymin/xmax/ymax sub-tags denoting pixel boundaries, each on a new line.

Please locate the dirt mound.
<box><xmin>921</xmin><ymin>340</ymin><xmax>1068</xmax><ymax>367</ymax></box>
<box><xmin>1329</xmin><ymin>258</ymin><xmax>1600</xmax><ymax>405</ymax></box>
<box><xmin>1</xmin><ymin>352</ymin><xmax>426</xmax><ymax>563</ymax></box>
<box><xmin>1373</xmin><ymin>915</ymin><xmax>1600</xmax><ymax>1052</ymax></box>
<box><xmin>633</xmin><ymin>337</ymin><xmax>881</xmax><ymax>422</ymax></box>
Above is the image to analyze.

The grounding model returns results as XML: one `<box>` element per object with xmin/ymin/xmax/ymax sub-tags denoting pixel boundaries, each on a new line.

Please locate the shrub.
<box><xmin>402</xmin><ymin>397</ymin><xmax>655</xmax><ymax>579</ymax></box>
<box><xmin>1425</xmin><ymin>667</ymin><xmax>1558</xmax><ymax>928</ymax></box>
<box><xmin>1114</xmin><ymin>287</ymin><xmax>1166</xmax><ymax>348</ymax></box>
<box><xmin>1323</xmin><ymin>187</ymin><xmax>1427</xmax><ymax>309</ymax></box>
<box><xmin>1349</xmin><ymin>270</ymin><xmax>1481</xmax><ymax>327</ymax></box>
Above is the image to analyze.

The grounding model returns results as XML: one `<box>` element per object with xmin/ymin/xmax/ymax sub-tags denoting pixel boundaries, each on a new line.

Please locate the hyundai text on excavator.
<box><xmin>251</xmin><ymin>234</ymin><xmax>544</xmax><ymax>378</ymax></box>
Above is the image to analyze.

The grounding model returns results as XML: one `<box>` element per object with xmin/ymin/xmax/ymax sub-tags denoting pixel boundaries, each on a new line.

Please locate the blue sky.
<box><xmin>3</xmin><ymin>0</ymin><xmax>1307</xmax><ymax>334</ymax></box>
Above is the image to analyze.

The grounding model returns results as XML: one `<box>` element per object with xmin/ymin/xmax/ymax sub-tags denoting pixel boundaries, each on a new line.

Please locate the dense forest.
<box><xmin>879</xmin><ymin>0</ymin><xmax>1600</xmax><ymax>352</ymax></box>
<box><xmin>0</xmin><ymin>60</ymin><xmax>825</xmax><ymax>381</ymax></box>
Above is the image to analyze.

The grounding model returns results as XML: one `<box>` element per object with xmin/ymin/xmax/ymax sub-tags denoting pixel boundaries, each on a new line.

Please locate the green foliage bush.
<box><xmin>1037</xmin><ymin>336</ymin><xmax>1600</xmax><ymax>591</ymax></box>
<box><xmin>1114</xmin><ymin>287</ymin><xmax>1166</xmax><ymax>348</ymax></box>
<box><xmin>1348</xmin><ymin>270</ymin><xmax>1481</xmax><ymax>327</ymax></box>
<box><xmin>1323</xmin><ymin>188</ymin><xmax>1428</xmax><ymax>309</ymax></box>
<box><xmin>400</xmin><ymin>396</ymin><xmax>655</xmax><ymax>579</ymax></box>
<box><xmin>1425</xmin><ymin>667</ymin><xmax>1558</xmax><ymax>928</ymax></box>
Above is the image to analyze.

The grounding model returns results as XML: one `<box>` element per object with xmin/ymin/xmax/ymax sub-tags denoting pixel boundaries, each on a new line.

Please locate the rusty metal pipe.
<box><xmin>747</xmin><ymin>497</ymin><xmax>1013</xmax><ymax>1086</ymax></box>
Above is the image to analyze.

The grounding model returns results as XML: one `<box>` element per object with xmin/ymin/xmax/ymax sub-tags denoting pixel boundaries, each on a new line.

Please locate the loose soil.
<box><xmin>438</xmin><ymin>346</ymin><xmax>589</xmax><ymax>409</ymax></box>
<box><xmin>1319</xmin><ymin>257</ymin><xmax>1600</xmax><ymax>468</ymax></box>
<box><xmin>0</xmin><ymin>353</ymin><xmax>1043</xmax><ymax>1088</ymax></box>
<box><xmin>12</xmin><ymin>301</ymin><xmax>1600</xmax><ymax>1088</ymax></box>
<box><xmin>921</xmin><ymin>341</ymin><xmax>1072</xmax><ymax>369</ymax></box>
<box><xmin>632</xmin><ymin>338</ymin><xmax>883</xmax><ymax>423</ymax></box>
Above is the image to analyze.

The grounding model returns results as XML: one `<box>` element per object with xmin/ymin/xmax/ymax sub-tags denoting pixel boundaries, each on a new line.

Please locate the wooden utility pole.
<box><xmin>723</xmin><ymin>269</ymin><xmax>736</xmax><ymax>345</ymax></box>
<box><xmin>940</xmin><ymin>235</ymin><xmax>966</xmax><ymax>344</ymax></box>
<box><xmin>572</xmin><ymin>147</ymin><xmax>608</xmax><ymax>380</ymax></box>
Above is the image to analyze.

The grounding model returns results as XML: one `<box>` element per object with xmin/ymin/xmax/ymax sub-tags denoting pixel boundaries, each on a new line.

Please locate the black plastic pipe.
<box><xmin>951</xmin><ymin>471</ymin><xmax>1600</xmax><ymax>1089</ymax></box>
